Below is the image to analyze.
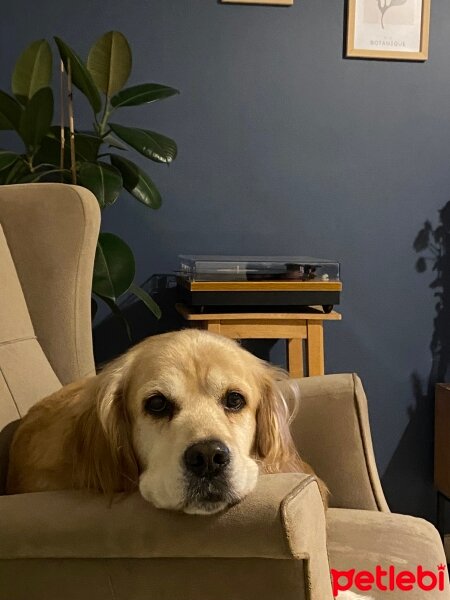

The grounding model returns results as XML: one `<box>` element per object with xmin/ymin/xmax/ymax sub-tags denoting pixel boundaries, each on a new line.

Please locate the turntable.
<box><xmin>176</xmin><ymin>255</ymin><xmax>342</xmax><ymax>313</ymax></box>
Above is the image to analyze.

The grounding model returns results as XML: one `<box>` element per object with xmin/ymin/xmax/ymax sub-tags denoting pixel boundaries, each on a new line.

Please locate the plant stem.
<box><xmin>67</xmin><ymin>60</ymin><xmax>77</xmax><ymax>184</ymax></box>
<box><xmin>59</xmin><ymin>59</ymin><xmax>66</xmax><ymax>175</ymax></box>
<box><xmin>98</xmin><ymin>99</ymin><xmax>113</xmax><ymax>138</ymax></box>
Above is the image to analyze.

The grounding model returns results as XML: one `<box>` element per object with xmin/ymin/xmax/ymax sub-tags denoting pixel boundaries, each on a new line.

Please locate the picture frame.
<box><xmin>221</xmin><ymin>0</ymin><xmax>293</xmax><ymax>5</ymax></box>
<box><xmin>346</xmin><ymin>0</ymin><xmax>431</xmax><ymax>61</ymax></box>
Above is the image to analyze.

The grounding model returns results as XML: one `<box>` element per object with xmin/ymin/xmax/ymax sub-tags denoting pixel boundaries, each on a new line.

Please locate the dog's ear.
<box><xmin>73</xmin><ymin>353</ymin><xmax>139</xmax><ymax>496</ymax></box>
<box><xmin>254</xmin><ymin>364</ymin><xmax>329</xmax><ymax>505</ymax></box>
<box><xmin>254</xmin><ymin>364</ymin><xmax>305</xmax><ymax>474</ymax></box>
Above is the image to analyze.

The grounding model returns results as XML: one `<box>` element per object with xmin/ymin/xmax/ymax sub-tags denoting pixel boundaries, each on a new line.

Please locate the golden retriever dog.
<box><xmin>7</xmin><ymin>329</ymin><xmax>327</xmax><ymax>514</ymax></box>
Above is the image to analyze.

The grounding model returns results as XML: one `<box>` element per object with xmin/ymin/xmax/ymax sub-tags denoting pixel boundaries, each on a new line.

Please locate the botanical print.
<box><xmin>374</xmin><ymin>0</ymin><xmax>408</xmax><ymax>29</ymax></box>
<box><xmin>362</xmin><ymin>0</ymin><xmax>414</xmax><ymax>30</ymax></box>
<box><xmin>353</xmin><ymin>0</ymin><xmax>423</xmax><ymax>53</ymax></box>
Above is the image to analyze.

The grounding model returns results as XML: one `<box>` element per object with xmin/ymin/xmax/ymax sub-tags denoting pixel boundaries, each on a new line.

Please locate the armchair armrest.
<box><xmin>0</xmin><ymin>474</ymin><xmax>333</xmax><ymax>600</ymax></box>
<box><xmin>279</xmin><ymin>373</ymin><xmax>389</xmax><ymax>512</ymax></box>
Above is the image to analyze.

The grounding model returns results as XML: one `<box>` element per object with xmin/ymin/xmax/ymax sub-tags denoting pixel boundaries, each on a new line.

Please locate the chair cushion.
<box><xmin>327</xmin><ymin>508</ymin><xmax>449</xmax><ymax>599</ymax></box>
<box><xmin>0</xmin><ymin>224</ymin><xmax>60</xmax><ymax>423</ymax></box>
<box><xmin>0</xmin><ymin>223</ymin><xmax>35</xmax><ymax>347</ymax></box>
<box><xmin>0</xmin><ymin>224</ymin><xmax>61</xmax><ymax>493</ymax></box>
<box><xmin>0</xmin><ymin>184</ymin><xmax>99</xmax><ymax>385</ymax></box>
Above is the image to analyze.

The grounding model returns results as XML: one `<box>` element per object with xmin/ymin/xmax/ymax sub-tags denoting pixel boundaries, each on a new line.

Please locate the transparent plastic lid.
<box><xmin>178</xmin><ymin>255</ymin><xmax>340</xmax><ymax>282</ymax></box>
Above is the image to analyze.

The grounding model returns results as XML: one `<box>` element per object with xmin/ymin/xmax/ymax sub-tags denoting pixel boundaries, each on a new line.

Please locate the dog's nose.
<box><xmin>184</xmin><ymin>440</ymin><xmax>230</xmax><ymax>477</ymax></box>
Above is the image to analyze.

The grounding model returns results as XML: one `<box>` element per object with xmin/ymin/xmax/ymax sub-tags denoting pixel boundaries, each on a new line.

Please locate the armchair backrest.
<box><xmin>0</xmin><ymin>184</ymin><xmax>100</xmax><ymax>492</ymax></box>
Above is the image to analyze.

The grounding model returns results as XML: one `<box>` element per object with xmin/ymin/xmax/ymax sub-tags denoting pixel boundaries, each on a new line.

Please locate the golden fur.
<box><xmin>7</xmin><ymin>329</ymin><xmax>327</xmax><ymax>511</ymax></box>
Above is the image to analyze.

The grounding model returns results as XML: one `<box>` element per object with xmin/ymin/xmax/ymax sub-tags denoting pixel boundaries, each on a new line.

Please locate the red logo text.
<box><xmin>331</xmin><ymin>565</ymin><xmax>447</xmax><ymax>595</ymax></box>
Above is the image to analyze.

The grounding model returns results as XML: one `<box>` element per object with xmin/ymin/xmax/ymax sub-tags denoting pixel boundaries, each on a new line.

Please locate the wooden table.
<box><xmin>435</xmin><ymin>383</ymin><xmax>450</xmax><ymax>559</ymax></box>
<box><xmin>176</xmin><ymin>304</ymin><xmax>341</xmax><ymax>378</ymax></box>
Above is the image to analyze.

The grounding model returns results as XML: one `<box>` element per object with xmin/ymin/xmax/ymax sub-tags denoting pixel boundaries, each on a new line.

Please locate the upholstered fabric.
<box><xmin>328</xmin><ymin>508</ymin><xmax>449</xmax><ymax>599</ymax></box>
<box><xmin>0</xmin><ymin>224</ymin><xmax>35</xmax><ymax>345</ymax></box>
<box><xmin>0</xmin><ymin>474</ymin><xmax>320</xmax><ymax>559</ymax></box>
<box><xmin>0</xmin><ymin>338</ymin><xmax>61</xmax><ymax>419</ymax></box>
<box><xmin>0</xmin><ymin>224</ymin><xmax>60</xmax><ymax>417</ymax></box>
<box><xmin>0</xmin><ymin>474</ymin><xmax>333</xmax><ymax>600</ymax></box>
<box><xmin>0</xmin><ymin>222</ymin><xmax>62</xmax><ymax>494</ymax></box>
<box><xmin>0</xmin><ymin>559</ymin><xmax>307</xmax><ymax>600</ymax></box>
<box><xmin>0</xmin><ymin>184</ymin><xmax>99</xmax><ymax>496</ymax></box>
<box><xmin>286</xmin><ymin>373</ymin><xmax>389</xmax><ymax>511</ymax></box>
<box><xmin>0</xmin><ymin>184</ymin><xmax>100</xmax><ymax>386</ymax></box>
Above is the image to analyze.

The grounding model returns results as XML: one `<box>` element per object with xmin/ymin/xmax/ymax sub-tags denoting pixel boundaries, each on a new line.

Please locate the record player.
<box><xmin>176</xmin><ymin>255</ymin><xmax>342</xmax><ymax>313</ymax></box>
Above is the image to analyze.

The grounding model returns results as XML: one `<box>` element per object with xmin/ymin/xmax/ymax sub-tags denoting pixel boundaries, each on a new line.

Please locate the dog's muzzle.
<box><xmin>183</xmin><ymin>439</ymin><xmax>237</xmax><ymax>512</ymax></box>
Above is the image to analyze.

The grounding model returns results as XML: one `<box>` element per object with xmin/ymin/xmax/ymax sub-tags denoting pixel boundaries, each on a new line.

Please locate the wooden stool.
<box><xmin>176</xmin><ymin>304</ymin><xmax>341</xmax><ymax>378</ymax></box>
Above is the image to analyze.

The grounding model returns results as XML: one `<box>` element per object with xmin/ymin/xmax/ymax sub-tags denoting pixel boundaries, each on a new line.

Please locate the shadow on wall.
<box><xmin>383</xmin><ymin>202</ymin><xmax>450</xmax><ymax>521</ymax></box>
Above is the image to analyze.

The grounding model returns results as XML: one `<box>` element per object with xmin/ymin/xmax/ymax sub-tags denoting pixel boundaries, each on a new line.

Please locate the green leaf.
<box><xmin>129</xmin><ymin>283</ymin><xmax>161</xmax><ymax>319</ymax></box>
<box><xmin>75</xmin><ymin>134</ymin><xmax>102</xmax><ymax>161</ymax></box>
<box><xmin>18</xmin><ymin>168</ymin><xmax>68</xmax><ymax>183</ymax></box>
<box><xmin>103</xmin><ymin>133</ymin><xmax>128</xmax><ymax>150</ymax></box>
<box><xmin>35</xmin><ymin>127</ymin><xmax>102</xmax><ymax>167</ymax></box>
<box><xmin>0</xmin><ymin>168</ymin><xmax>9</xmax><ymax>185</ymax></box>
<box><xmin>78</xmin><ymin>161</ymin><xmax>123</xmax><ymax>208</ymax></box>
<box><xmin>3</xmin><ymin>160</ymin><xmax>30</xmax><ymax>184</ymax></box>
<box><xmin>12</xmin><ymin>39</ymin><xmax>52</xmax><ymax>103</ymax></box>
<box><xmin>110</xmin><ymin>123</ymin><xmax>177</xmax><ymax>163</ymax></box>
<box><xmin>32</xmin><ymin>131</ymin><xmax>61</xmax><ymax>166</ymax></box>
<box><xmin>91</xmin><ymin>297</ymin><xmax>98</xmax><ymax>320</ymax></box>
<box><xmin>0</xmin><ymin>91</ymin><xmax>22</xmax><ymax>131</ymax></box>
<box><xmin>94</xmin><ymin>294</ymin><xmax>132</xmax><ymax>340</ymax></box>
<box><xmin>87</xmin><ymin>31</ymin><xmax>132</xmax><ymax>97</ymax></box>
<box><xmin>0</xmin><ymin>114</ymin><xmax>10</xmax><ymax>130</ymax></box>
<box><xmin>19</xmin><ymin>87</ymin><xmax>53</xmax><ymax>150</ymax></box>
<box><xmin>54</xmin><ymin>37</ymin><xmax>102</xmax><ymax>114</ymax></box>
<box><xmin>93</xmin><ymin>232</ymin><xmax>135</xmax><ymax>301</ymax></box>
<box><xmin>0</xmin><ymin>151</ymin><xmax>21</xmax><ymax>171</ymax></box>
<box><xmin>110</xmin><ymin>154</ymin><xmax>161</xmax><ymax>209</ymax></box>
<box><xmin>111</xmin><ymin>83</ymin><xmax>179</xmax><ymax>108</ymax></box>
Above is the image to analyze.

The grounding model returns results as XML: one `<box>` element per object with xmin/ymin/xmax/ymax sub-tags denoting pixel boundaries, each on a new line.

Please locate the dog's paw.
<box><xmin>335</xmin><ymin>592</ymin><xmax>374</xmax><ymax>600</ymax></box>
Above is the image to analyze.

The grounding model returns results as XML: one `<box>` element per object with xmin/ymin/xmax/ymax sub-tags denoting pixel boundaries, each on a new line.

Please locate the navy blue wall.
<box><xmin>2</xmin><ymin>0</ymin><xmax>450</xmax><ymax>519</ymax></box>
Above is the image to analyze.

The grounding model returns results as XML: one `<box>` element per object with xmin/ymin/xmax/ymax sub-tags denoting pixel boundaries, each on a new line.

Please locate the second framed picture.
<box><xmin>346</xmin><ymin>0</ymin><xmax>431</xmax><ymax>61</ymax></box>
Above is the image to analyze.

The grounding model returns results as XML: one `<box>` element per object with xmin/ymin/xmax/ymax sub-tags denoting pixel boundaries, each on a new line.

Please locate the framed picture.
<box><xmin>221</xmin><ymin>0</ymin><xmax>293</xmax><ymax>5</ymax></box>
<box><xmin>346</xmin><ymin>0</ymin><xmax>431</xmax><ymax>61</ymax></box>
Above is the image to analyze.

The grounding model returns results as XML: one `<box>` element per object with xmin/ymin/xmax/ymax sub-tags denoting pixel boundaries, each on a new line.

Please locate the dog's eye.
<box><xmin>224</xmin><ymin>391</ymin><xmax>246</xmax><ymax>412</ymax></box>
<box><xmin>144</xmin><ymin>395</ymin><xmax>171</xmax><ymax>417</ymax></box>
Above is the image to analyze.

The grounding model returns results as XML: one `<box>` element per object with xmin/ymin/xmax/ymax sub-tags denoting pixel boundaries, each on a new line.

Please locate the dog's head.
<box><xmin>76</xmin><ymin>329</ymin><xmax>305</xmax><ymax>514</ymax></box>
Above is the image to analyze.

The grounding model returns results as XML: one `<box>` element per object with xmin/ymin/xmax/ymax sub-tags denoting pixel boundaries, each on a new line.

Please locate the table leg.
<box><xmin>205</xmin><ymin>321</ymin><xmax>221</xmax><ymax>334</ymax></box>
<box><xmin>437</xmin><ymin>491</ymin><xmax>447</xmax><ymax>540</ymax></box>
<box><xmin>287</xmin><ymin>338</ymin><xmax>304</xmax><ymax>378</ymax></box>
<box><xmin>306</xmin><ymin>321</ymin><xmax>324</xmax><ymax>376</ymax></box>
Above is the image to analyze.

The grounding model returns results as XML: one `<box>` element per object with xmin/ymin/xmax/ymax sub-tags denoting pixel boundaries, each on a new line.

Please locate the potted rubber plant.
<box><xmin>0</xmin><ymin>31</ymin><xmax>179</xmax><ymax>327</ymax></box>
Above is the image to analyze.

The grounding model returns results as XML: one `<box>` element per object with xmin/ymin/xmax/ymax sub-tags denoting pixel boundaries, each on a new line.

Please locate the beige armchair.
<box><xmin>0</xmin><ymin>184</ymin><xmax>447</xmax><ymax>600</ymax></box>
